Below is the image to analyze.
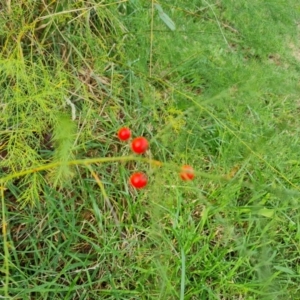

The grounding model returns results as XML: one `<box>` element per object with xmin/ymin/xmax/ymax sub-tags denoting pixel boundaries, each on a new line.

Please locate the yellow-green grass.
<box><xmin>1</xmin><ymin>1</ymin><xmax>300</xmax><ymax>299</ymax></box>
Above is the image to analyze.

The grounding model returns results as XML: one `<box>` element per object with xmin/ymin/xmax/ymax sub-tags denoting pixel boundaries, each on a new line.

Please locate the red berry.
<box><xmin>130</xmin><ymin>172</ymin><xmax>148</xmax><ymax>189</ymax></box>
<box><xmin>118</xmin><ymin>127</ymin><xmax>131</xmax><ymax>141</ymax></box>
<box><xmin>180</xmin><ymin>165</ymin><xmax>195</xmax><ymax>181</ymax></box>
<box><xmin>131</xmin><ymin>137</ymin><xmax>149</xmax><ymax>154</ymax></box>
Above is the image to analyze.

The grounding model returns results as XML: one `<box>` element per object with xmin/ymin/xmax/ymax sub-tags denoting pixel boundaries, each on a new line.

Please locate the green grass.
<box><xmin>1</xmin><ymin>0</ymin><xmax>300</xmax><ymax>299</ymax></box>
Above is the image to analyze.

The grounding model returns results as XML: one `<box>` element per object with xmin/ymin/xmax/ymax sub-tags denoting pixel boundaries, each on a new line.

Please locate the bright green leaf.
<box><xmin>154</xmin><ymin>4</ymin><xmax>176</xmax><ymax>31</ymax></box>
<box><xmin>274</xmin><ymin>265</ymin><xmax>295</xmax><ymax>275</ymax></box>
<box><xmin>257</xmin><ymin>208</ymin><xmax>275</xmax><ymax>218</ymax></box>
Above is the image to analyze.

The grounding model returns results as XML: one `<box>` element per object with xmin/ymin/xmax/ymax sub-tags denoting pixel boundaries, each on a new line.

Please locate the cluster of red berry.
<box><xmin>117</xmin><ymin>127</ymin><xmax>195</xmax><ymax>189</ymax></box>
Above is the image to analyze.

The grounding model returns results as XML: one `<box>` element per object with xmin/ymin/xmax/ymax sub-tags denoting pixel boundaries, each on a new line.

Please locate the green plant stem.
<box><xmin>1</xmin><ymin>186</ymin><xmax>10</xmax><ymax>298</ymax></box>
<box><xmin>180</xmin><ymin>247</ymin><xmax>186</xmax><ymax>300</ymax></box>
<box><xmin>0</xmin><ymin>155</ymin><xmax>224</xmax><ymax>184</ymax></box>
<box><xmin>0</xmin><ymin>156</ymin><xmax>160</xmax><ymax>183</ymax></box>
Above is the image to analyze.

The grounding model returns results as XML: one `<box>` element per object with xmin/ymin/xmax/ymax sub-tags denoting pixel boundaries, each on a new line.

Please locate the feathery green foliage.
<box><xmin>50</xmin><ymin>114</ymin><xmax>76</xmax><ymax>187</ymax></box>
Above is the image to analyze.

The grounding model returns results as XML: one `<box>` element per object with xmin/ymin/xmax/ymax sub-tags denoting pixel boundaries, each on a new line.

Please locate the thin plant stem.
<box><xmin>203</xmin><ymin>0</ymin><xmax>230</xmax><ymax>48</ymax></box>
<box><xmin>180</xmin><ymin>247</ymin><xmax>186</xmax><ymax>300</ymax></box>
<box><xmin>0</xmin><ymin>155</ymin><xmax>227</xmax><ymax>185</ymax></box>
<box><xmin>149</xmin><ymin>0</ymin><xmax>155</xmax><ymax>77</ymax></box>
<box><xmin>1</xmin><ymin>186</ymin><xmax>10</xmax><ymax>298</ymax></box>
<box><xmin>0</xmin><ymin>156</ymin><xmax>162</xmax><ymax>184</ymax></box>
